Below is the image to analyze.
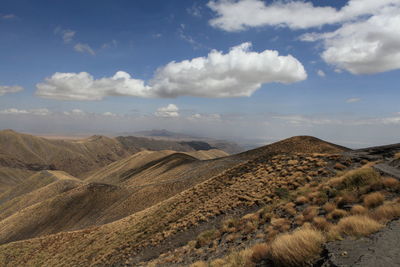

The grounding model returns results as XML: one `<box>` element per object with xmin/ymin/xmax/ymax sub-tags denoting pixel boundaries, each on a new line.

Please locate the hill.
<box><xmin>0</xmin><ymin>130</ymin><xmax>130</xmax><ymax>177</ymax></box>
<box><xmin>0</xmin><ymin>135</ymin><xmax>360</xmax><ymax>266</ymax></box>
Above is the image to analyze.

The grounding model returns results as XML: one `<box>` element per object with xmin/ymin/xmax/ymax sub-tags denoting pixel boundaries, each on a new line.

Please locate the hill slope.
<box><xmin>0</xmin><ymin>135</ymin><xmax>353</xmax><ymax>266</ymax></box>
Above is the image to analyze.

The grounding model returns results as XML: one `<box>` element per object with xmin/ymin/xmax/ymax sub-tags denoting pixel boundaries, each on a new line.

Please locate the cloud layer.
<box><xmin>302</xmin><ymin>7</ymin><xmax>400</xmax><ymax>74</ymax></box>
<box><xmin>0</xmin><ymin>85</ymin><xmax>23</xmax><ymax>96</ymax></box>
<box><xmin>36</xmin><ymin>42</ymin><xmax>307</xmax><ymax>100</ymax></box>
<box><xmin>207</xmin><ymin>0</ymin><xmax>398</xmax><ymax>31</ymax></box>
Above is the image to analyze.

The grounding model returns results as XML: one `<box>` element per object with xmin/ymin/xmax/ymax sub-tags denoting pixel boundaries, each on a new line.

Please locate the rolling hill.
<box><xmin>0</xmin><ymin>134</ymin><xmax>360</xmax><ymax>266</ymax></box>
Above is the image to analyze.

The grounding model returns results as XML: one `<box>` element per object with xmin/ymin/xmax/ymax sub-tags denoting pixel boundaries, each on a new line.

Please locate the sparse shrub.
<box><xmin>221</xmin><ymin>217</ymin><xmax>238</xmax><ymax>233</ymax></box>
<box><xmin>284</xmin><ymin>202</ymin><xmax>297</xmax><ymax>216</ymax></box>
<box><xmin>268</xmin><ymin>228</ymin><xmax>325</xmax><ymax>267</ymax></box>
<box><xmin>322</xmin><ymin>202</ymin><xmax>336</xmax><ymax>213</ymax></box>
<box><xmin>336</xmin><ymin>215</ymin><xmax>383</xmax><ymax>237</ymax></box>
<box><xmin>370</xmin><ymin>203</ymin><xmax>400</xmax><ymax>222</ymax></box>
<box><xmin>250</xmin><ymin>243</ymin><xmax>269</xmax><ymax>263</ymax></box>
<box><xmin>332</xmin><ymin>168</ymin><xmax>381</xmax><ymax>190</ymax></box>
<box><xmin>190</xmin><ymin>261</ymin><xmax>208</xmax><ymax>267</ymax></box>
<box><xmin>302</xmin><ymin>206</ymin><xmax>319</xmax><ymax>222</ymax></box>
<box><xmin>295</xmin><ymin>196</ymin><xmax>308</xmax><ymax>205</ymax></box>
<box><xmin>382</xmin><ymin>177</ymin><xmax>400</xmax><ymax>190</ymax></box>
<box><xmin>223</xmin><ymin>249</ymin><xmax>254</xmax><ymax>267</ymax></box>
<box><xmin>271</xmin><ymin>218</ymin><xmax>291</xmax><ymax>232</ymax></box>
<box><xmin>335</xmin><ymin>192</ymin><xmax>358</xmax><ymax>208</ymax></box>
<box><xmin>275</xmin><ymin>187</ymin><xmax>289</xmax><ymax>199</ymax></box>
<box><xmin>312</xmin><ymin>217</ymin><xmax>332</xmax><ymax>232</ymax></box>
<box><xmin>196</xmin><ymin>229</ymin><xmax>220</xmax><ymax>247</ymax></box>
<box><xmin>350</xmin><ymin>205</ymin><xmax>368</xmax><ymax>215</ymax></box>
<box><xmin>327</xmin><ymin>209</ymin><xmax>348</xmax><ymax>220</ymax></box>
<box><xmin>334</xmin><ymin>163</ymin><xmax>346</xmax><ymax>170</ymax></box>
<box><xmin>363</xmin><ymin>192</ymin><xmax>385</xmax><ymax>209</ymax></box>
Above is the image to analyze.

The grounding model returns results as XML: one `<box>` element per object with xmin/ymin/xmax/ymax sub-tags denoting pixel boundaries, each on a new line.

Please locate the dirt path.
<box><xmin>321</xmin><ymin>220</ymin><xmax>400</xmax><ymax>267</ymax></box>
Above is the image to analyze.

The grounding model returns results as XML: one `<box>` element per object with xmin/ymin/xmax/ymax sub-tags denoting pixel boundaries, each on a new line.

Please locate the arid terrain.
<box><xmin>0</xmin><ymin>129</ymin><xmax>399</xmax><ymax>266</ymax></box>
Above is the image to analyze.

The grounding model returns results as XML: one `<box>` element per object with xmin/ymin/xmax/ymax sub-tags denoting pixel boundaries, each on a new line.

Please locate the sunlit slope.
<box><xmin>0</xmin><ymin>130</ymin><xmax>129</xmax><ymax>177</ymax></box>
<box><xmin>0</xmin><ymin>136</ymin><xmax>348</xmax><ymax>266</ymax></box>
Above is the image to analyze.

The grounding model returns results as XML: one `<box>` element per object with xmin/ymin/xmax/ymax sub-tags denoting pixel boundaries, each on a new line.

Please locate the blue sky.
<box><xmin>0</xmin><ymin>0</ymin><xmax>400</xmax><ymax>147</ymax></box>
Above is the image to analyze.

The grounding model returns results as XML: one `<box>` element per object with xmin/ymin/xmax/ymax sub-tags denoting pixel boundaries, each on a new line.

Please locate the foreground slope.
<box><xmin>0</xmin><ymin>136</ymin><xmax>350</xmax><ymax>266</ymax></box>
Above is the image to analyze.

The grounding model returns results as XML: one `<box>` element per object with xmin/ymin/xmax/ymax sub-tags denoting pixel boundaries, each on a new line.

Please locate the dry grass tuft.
<box><xmin>268</xmin><ymin>227</ymin><xmax>325</xmax><ymax>267</ymax></box>
<box><xmin>370</xmin><ymin>203</ymin><xmax>400</xmax><ymax>223</ymax></box>
<box><xmin>250</xmin><ymin>243</ymin><xmax>269</xmax><ymax>263</ymax></box>
<box><xmin>322</xmin><ymin>202</ymin><xmax>336</xmax><ymax>213</ymax></box>
<box><xmin>350</xmin><ymin>205</ymin><xmax>368</xmax><ymax>215</ymax></box>
<box><xmin>336</xmin><ymin>215</ymin><xmax>383</xmax><ymax>237</ymax></box>
<box><xmin>222</xmin><ymin>249</ymin><xmax>254</xmax><ymax>267</ymax></box>
<box><xmin>330</xmin><ymin>168</ymin><xmax>380</xmax><ymax>190</ymax></box>
<box><xmin>312</xmin><ymin>217</ymin><xmax>332</xmax><ymax>232</ymax></box>
<box><xmin>395</xmin><ymin>152</ymin><xmax>400</xmax><ymax>159</ymax></box>
<box><xmin>295</xmin><ymin>196</ymin><xmax>308</xmax><ymax>205</ymax></box>
<box><xmin>363</xmin><ymin>192</ymin><xmax>385</xmax><ymax>209</ymax></box>
<box><xmin>382</xmin><ymin>177</ymin><xmax>400</xmax><ymax>190</ymax></box>
<box><xmin>327</xmin><ymin>209</ymin><xmax>348</xmax><ymax>220</ymax></box>
<box><xmin>221</xmin><ymin>218</ymin><xmax>238</xmax><ymax>233</ymax></box>
<box><xmin>190</xmin><ymin>261</ymin><xmax>208</xmax><ymax>267</ymax></box>
<box><xmin>302</xmin><ymin>206</ymin><xmax>319</xmax><ymax>222</ymax></box>
<box><xmin>335</xmin><ymin>192</ymin><xmax>358</xmax><ymax>208</ymax></box>
<box><xmin>196</xmin><ymin>229</ymin><xmax>220</xmax><ymax>247</ymax></box>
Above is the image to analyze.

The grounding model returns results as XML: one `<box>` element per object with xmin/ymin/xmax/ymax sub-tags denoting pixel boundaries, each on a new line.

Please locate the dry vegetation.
<box><xmin>1</xmin><ymin>133</ymin><xmax>400</xmax><ymax>267</ymax></box>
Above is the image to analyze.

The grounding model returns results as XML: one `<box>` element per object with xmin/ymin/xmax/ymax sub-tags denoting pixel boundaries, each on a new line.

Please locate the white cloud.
<box><xmin>54</xmin><ymin>27</ymin><xmax>76</xmax><ymax>43</ymax></box>
<box><xmin>190</xmin><ymin>113</ymin><xmax>221</xmax><ymax>121</ymax></box>
<box><xmin>0</xmin><ymin>108</ymin><xmax>50</xmax><ymax>116</ymax></box>
<box><xmin>317</xmin><ymin>70</ymin><xmax>326</xmax><ymax>77</ymax></box>
<box><xmin>302</xmin><ymin>7</ymin><xmax>400</xmax><ymax>74</ymax></box>
<box><xmin>36</xmin><ymin>42</ymin><xmax>307</xmax><ymax>100</ymax></box>
<box><xmin>207</xmin><ymin>0</ymin><xmax>399</xmax><ymax>31</ymax></box>
<box><xmin>346</xmin><ymin>98</ymin><xmax>361</xmax><ymax>103</ymax></box>
<box><xmin>155</xmin><ymin>104</ymin><xmax>179</xmax><ymax>118</ymax></box>
<box><xmin>74</xmin><ymin>43</ymin><xmax>95</xmax><ymax>55</ymax></box>
<box><xmin>0</xmin><ymin>85</ymin><xmax>23</xmax><ymax>96</ymax></box>
<box><xmin>187</xmin><ymin>3</ymin><xmax>202</xmax><ymax>17</ymax></box>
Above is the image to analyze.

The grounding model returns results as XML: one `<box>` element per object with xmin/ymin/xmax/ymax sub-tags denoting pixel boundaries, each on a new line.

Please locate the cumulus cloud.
<box><xmin>207</xmin><ymin>0</ymin><xmax>398</xmax><ymax>31</ymax></box>
<box><xmin>74</xmin><ymin>43</ymin><xmax>95</xmax><ymax>55</ymax></box>
<box><xmin>0</xmin><ymin>108</ymin><xmax>50</xmax><ymax>116</ymax></box>
<box><xmin>0</xmin><ymin>85</ymin><xmax>23</xmax><ymax>96</ymax></box>
<box><xmin>346</xmin><ymin>98</ymin><xmax>361</xmax><ymax>103</ymax></box>
<box><xmin>302</xmin><ymin>7</ymin><xmax>400</xmax><ymax>74</ymax></box>
<box><xmin>155</xmin><ymin>104</ymin><xmax>179</xmax><ymax>118</ymax></box>
<box><xmin>35</xmin><ymin>42</ymin><xmax>307</xmax><ymax>100</ymax></box>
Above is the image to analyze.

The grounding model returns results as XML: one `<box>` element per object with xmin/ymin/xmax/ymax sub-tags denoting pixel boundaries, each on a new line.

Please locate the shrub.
<box><xmin>363</xmin><ymin>192</ymin><xmax>385</xmax><ymax>209</ymax></box>
<box><xmin>327</xmin><ymin>209</ymin><xmax>348</xmax><ymax>220</ymax></box>
<box><xmin>196</xmin><ymin>229</ymin><xmax>220</xmax><ymax>247</ymax></box>
<box><xmin>350</xmin><ymin>205</ymin><xmax>368</xmax><ymax>215</ymax></box>
<box><xmin>250</xmin><ymin>243</ymin><xmax>269</xmax><ymax>263</ymax></box>
<box><xmin>332</xmin><ymin>168</ymin><xmax>381</xmax><ymax>190</ymax></box>
<box><xmin>268</xmin><ymin>228</ymin><xmax>325</xmax><ymax>267</ymax></box>
<box><xmin>336</xmin><ymin>215</ymin><xmax>383</xmax><ymax>237</ymax></box>
<box><xmin>370</xmin><ymin>203</ymin><xmax>400</xmax><ymax>222</ymax></box>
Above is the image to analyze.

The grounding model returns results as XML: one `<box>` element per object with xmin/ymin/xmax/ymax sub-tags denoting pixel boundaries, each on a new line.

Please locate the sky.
<box><xmin>0</xmin><ymin>0</ymin><xmax>400</xmax><ymax>148</ymax></box>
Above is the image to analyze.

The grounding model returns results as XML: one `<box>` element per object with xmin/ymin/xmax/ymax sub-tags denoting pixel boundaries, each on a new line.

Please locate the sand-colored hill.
<box><xmin>0</xmin><ymin>135</ymin><xmax>354</xmax><ymax>266</ymax></box>
<box><xmin>0</xmin><ymin>167</ymin><xmax>34</xmax><ymax>193</ymax></box>
<box><xmin>0</xmin><ymin>130</ymin><xmax>130</xmax><ymax>177</ymax></box>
